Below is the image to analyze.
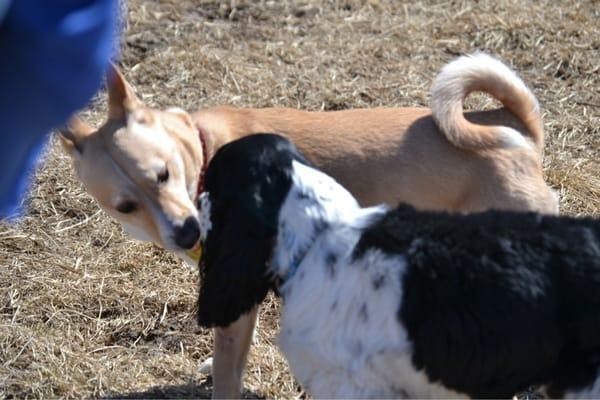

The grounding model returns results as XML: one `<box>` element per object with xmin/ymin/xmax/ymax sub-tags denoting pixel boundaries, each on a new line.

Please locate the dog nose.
<box><xmin>174</xmin><ymin>217</ymin><xmax>200</xmax><ymax>249</ymax></box>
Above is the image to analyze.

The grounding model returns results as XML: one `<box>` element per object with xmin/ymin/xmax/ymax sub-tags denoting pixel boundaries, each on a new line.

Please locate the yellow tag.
<box><xmin>186</xmin><ymin>243</ymin><xmax>203</xmax><ymax>263</ymax></box>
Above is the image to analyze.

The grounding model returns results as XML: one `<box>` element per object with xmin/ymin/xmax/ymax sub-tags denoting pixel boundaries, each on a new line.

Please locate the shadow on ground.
<box><xmin>105</xmin><ymin>377</ymin><xmax>264</xmax><ymax>399</ymax></box>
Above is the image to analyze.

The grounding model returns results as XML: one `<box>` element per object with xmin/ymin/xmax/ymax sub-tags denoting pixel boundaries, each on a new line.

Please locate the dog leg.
<box><xmin>211</xmin><ymin>307</ymin><xmax>258</xmax><ymax>399</ymax></box>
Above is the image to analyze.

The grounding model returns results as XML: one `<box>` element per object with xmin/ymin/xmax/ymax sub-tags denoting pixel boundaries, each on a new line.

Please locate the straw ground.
<box><xmin>1</xmin><ymin>0</ymin><xmax>598</xmax><ymax>398</ymax></box>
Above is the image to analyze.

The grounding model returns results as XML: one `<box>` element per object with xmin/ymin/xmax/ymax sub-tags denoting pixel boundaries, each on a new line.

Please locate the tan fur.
<box><xmin>59</xmin><ymin>58</ymin><xmax>557</xmax><ymax>398</ymax></box>
<box><xmin>194</xmin><ymin>105</ymin><xmax>556</xmax><ymax>212</ymax></box>
<box><xmin>430</xmin><ymin>53</ymin><xmax>544</xmax><ymax>153</ymax></box>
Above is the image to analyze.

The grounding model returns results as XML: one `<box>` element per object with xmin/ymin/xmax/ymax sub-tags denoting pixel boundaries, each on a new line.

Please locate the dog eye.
<box><xmin>157</xmin><ymin>168</ymin><xmax>169</xmax><ymax>184</ymax></box>
<box><xmin>116</xmin><ymin>201</ymin><xmax>137</xmax><ymax>214</ymax></box>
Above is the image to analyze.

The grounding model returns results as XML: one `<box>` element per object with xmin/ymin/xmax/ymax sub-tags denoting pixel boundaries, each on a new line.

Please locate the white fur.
<box><xmin>269</xmin><ymin>161</ymin><xmax>467</xmax><ymax>398</ymax></box>
<box><xmin>430</xmin><ymin>52</ymin><xmax>537</xmax><ymax>151</ymax></box>
<box><xmin>198</xmin><ymin>192</ymin><xmax>212</xmax><ymax>241</ymax></box>
<box><xmin>271</xmin><ymin>161</ymin><xmax>385</xmax><ymax>278</ymax></box>
<box><xmin>565</xmin><ymin>374</ymin><xmax>600</xmax><ymax>399</ymax></box>
<box><xmin>166</xmin><ymin>107</ymin><xmax>188</xmax><ymax>116</ymax></box>
<box><xmin>498</xmin><ymin>126</ymin><xmax>532</xmax><ymax>150</ymax></box>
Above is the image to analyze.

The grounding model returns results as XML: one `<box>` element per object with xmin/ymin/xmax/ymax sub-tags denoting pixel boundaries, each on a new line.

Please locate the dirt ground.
<box><xmin>1</xmin><ymin>0</ymin><xmax>598</xmax><ymax>398</ymax></box>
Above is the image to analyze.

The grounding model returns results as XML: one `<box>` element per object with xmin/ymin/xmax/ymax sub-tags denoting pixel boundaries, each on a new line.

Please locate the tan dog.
<box><xmin>59</xmin><ymin>53</ymin><xmax>558</xmax><ymax>398</ymax></box>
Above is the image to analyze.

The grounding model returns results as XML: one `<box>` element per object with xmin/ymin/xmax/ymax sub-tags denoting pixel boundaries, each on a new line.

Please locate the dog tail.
<box><xmin>430</xmin><ymin>53</ymin><xmax>543</xmax><ymax>153</ymax></box>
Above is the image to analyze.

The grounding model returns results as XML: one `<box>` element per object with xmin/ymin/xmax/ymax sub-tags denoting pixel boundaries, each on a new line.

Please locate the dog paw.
<box><xmin>198</xmin><ymin>357</ymin><xmax>213</xmax><ymax>375</ymax></box>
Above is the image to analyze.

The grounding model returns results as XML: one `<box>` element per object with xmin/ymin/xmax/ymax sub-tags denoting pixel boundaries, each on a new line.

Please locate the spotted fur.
<box><xmin>197</xmin><ymin>133</ymin><xmax>600</xmax><ymax>398</ymax></box>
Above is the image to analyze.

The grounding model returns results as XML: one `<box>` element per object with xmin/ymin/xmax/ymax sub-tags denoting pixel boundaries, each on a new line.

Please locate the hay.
<box><xmin>1</xmin><ymin>0</ymin><xmax>598</xmax><ymax>398</ymax></box>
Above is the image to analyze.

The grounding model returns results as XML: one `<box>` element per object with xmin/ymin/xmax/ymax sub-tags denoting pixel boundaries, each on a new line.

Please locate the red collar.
<box><xmin>196</xmin><ymin>126</ymin><xmax>209</xmax><ymax>199</ymax></box>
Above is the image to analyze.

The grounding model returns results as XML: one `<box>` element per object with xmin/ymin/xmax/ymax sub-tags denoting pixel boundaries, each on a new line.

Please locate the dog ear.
<box><xmin>196</xmin><ymin>134</ymin><xmax>298</xmax><ymax>327</ymax></box>
<box><xmin>57</xmin><ymin>116</ymin><xmax>94</xmax><ymax>157</ymax></box>
<box><xmin>197</xmin><ymin>198</ymin><xmax>274</xmax><ymax>328</ymax></box>
<box><xmin>106</xmin><ymin>63</ymin><xmax>140</xmax><ymax>121</ymax></box>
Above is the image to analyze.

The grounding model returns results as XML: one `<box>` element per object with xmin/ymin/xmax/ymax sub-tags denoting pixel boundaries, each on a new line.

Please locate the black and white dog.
<box><xmin>196</xmin><ymin>133</ymin><xmax>600</xmax><ymax>399</ymax></box>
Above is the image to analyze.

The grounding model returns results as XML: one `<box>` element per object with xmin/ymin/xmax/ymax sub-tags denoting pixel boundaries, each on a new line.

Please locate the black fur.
<box><xmin>372</xmin><ymin>273</ymin><xmax>386</xmax><ymax>290</ymax></box>
<box><xmin>198</xmin><ymin>133</ymin><xmax>600</xmax><ymax>398</ymax></box>
<box><xmin>355</xmin><ymin>205</ymin><xmax>600</xmax><ymax>398</ymax></box>
<box><xmin>197</xmin><ymin>134</ymin><xmax>308</xmax><ymax>328</ymax></box>
<box><xmin>325</xmin><ymin>251</ymin><xmax>338</xmax><ymax>277</ymax></box>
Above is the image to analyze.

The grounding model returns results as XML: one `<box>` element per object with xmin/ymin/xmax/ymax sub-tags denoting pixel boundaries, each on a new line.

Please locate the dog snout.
<box><xmin>174</xmin><ymin>216</ymin><xmax>200</xmax><ymax>249</ymax></box>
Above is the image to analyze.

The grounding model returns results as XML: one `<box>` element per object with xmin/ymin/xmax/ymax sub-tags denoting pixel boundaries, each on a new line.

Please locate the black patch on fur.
<box><xmin>313</xmin><ymin>218</ymin><xmax>329</xmax><ymax>235</ymax></box>
<box><xmin>354</xmin><ymin>204</ymin><xmax>600</xmax><ymax>398</ymax></box>
<box><xmin>325</xmin><ymin>251</ymin><xmax>337</xmax><ymax>277</ymax></box>
<box><xmin>352</xmin><ymin>340</ymin><xmax>364</xmax><ymax>357</ymax></box>
<box><xmin>291</xmin><ymin>245</ymin><xmax>310</xmax><ymax>271</ymax></box>
<box><xmin>197</xmin><ymin>134</ymin><xmax>310</xmax><ymax>328</ymax></box>
<box><xmin>359</xmin><ymin>302</ymin><xmax>368</xmax><ymax>322</ymax></box>
<box><xmin>331</xmin><ymin>300</ymin><xmax>337</xmax><ymax>311</ymax></box>
<box><xmin>297</xmin><ymin>190</ymin><xmax>310</xmax><ymax>200</ymax></box>
<box><xmin>325</xmin><ymin>251</ymin><xmax>338</xmax><ymax>265</ymax></box>
<box><xmin>372</xmin><ymin>274</ymin><xmax>386</xmax><ymax>290</ymax></box>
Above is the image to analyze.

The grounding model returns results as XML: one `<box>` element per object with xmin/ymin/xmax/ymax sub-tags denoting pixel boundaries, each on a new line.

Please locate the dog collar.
<box><xmin>281</xmin><ymin>225</ymin><xmax>328</xmax><ymax>283</ymax></box>
<box><xmin>195</xmin><ymin>126</ymin><xmax>209</xmax><ymax>199</ymax></box>
<box><xmin>187</xmin><ymin>127</ymin><xmax>209</xmax><ymax>265</ymax></box>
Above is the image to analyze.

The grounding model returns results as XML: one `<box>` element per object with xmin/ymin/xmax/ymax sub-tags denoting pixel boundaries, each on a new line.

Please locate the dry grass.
<box><xmin>1</xmin><ymin>0</ymin><xmax>598</xmax><ymax>398</ymax></box>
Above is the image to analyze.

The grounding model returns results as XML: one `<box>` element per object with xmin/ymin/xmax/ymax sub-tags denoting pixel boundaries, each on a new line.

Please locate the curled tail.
<box><xmin>430</xmin><ymin>53</ymin><xmax>543</xmax><ymax>153</ymax></box>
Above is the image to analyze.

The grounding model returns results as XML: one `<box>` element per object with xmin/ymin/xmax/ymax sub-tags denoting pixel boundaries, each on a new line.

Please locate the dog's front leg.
<box><xmin>211</xmin><ymin>306</ymin><xmax>258</xmax><ymax>399</ymax></box>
